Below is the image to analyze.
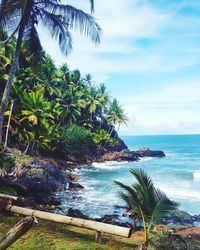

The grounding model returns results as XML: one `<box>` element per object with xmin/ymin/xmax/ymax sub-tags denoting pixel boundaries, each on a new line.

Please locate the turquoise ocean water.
<box><xmin>58</xmin><ymin>134</ymin><xmax>200</xmax><ymax>217</ymax></box>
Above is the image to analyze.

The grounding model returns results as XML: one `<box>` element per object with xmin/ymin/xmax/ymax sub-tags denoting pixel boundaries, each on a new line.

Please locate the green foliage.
<box><xmin>58</xmin><ymin>125</ymin><xmax>95</xmax><ymax>157</ymax></box>
<box><xmin>0</xmin><ymin>156</ymin><xmax>15</xmax><ymax>174</ymax></box>
<box><xmin>16</xmin><ymin>155</ymin><xmax>32</xmax><ymax>165</ymax></box>
<box><xmin>93</xmin><ymin>129</ymin><xmax>115</xmax><ymax>149</ymax></box>
<box><xmin>0</xmin><ymin>30</ymin><xmax>128</xmax><ymax>156</ymax></box>
<box><xmin>0</xmin><ymin>187</ymin><xmax>17</xmax><ymax>196</ymax></box>
<box><xmin>114</xmin><ymin>169</ymin><xmax>179</xmax><ymax>247</ymax></box>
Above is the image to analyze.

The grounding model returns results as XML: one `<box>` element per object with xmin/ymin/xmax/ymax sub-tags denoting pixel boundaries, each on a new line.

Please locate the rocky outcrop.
<box><xmin>98</xmin><ymin>148</ymin><xmax>165</xmax><ymax>162</ymax></box>
<box><xmin>0</xmin><ymin>159</ymin><xmax>84</xmax><ymax>206</ymax></box>
<box><xmin>67</xmin><ymin>208</ymin><xmax>89</xmax><ymax>219</ymax></box>
<box><xmin>134</xmin><ymin>147</ymin><xmax>165</xmax><ymax>158</ymax></box>
<box><xmin>161</xmin><ymin>210</ymin><xmax>200</xmax><ymax>226</ymax></box>
<box><xmin>108</xmin><ymin>138</ymin><xmax>128</xmax><ymax>152</ymax></box>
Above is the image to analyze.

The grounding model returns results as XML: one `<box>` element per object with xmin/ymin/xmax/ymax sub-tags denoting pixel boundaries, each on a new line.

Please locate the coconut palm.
<box><xmin>114</xmin><ymin>168</ymin><xmax>179</xmax><ymax>249</ymax></box>
<box><xmin>0</xmin><ymin>0</ymin><xmax>101</xmax><ymax>142</ymax></box>
<box><xmin>107</xmin><ymin>98</ymin><xmax>128</xmax><ymax>137</ymax></box>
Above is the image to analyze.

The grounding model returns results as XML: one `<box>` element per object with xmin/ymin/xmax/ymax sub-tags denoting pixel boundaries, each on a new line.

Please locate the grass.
<box><xmin>0</xmin><ymin>213</ymin><xmax>146</xmax><ymax>250</ymax></box>
<box><xmin>2</xmin><ymin>213</ymin><xmax>187</xmax><ymax>250</ymax></box>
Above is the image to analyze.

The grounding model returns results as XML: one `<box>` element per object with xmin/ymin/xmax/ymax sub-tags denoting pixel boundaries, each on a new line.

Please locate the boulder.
<box><xmin>161</xmin><ymin>210</ymin><xmax>198</xmax><ymax>225</ymax></box>
<box><xmin>0</xmin><ymin>160</ymin><xmax>74</xmax><ymax>206</ymax></box>
<box><xmin>67</xmin><ymin>208</ymin><xmax>89</xmax><ymax>219</ymax></box>
<box><xmin>16</xmin><ymin>163</ymin><xmax>70</xmax><ymax>192</ymax></box>
<box><xmin>134</xmin><ymin>148</ymin><xmax>165</xmax><ymax>157</ymax></box>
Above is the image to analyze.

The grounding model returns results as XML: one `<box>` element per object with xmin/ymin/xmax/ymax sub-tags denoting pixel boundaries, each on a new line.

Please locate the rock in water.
<box><xmin>134</xmin><ymin>148</ymin><xmax>165</xmax><ymax>157</ymax></box>
<box><xmin>67</xmin><ymin>208</ymin><xmax>89</xmax><ymax>219</ymax></box>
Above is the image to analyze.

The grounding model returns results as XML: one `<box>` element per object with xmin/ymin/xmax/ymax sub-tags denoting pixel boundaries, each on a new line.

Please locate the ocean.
<box><xmin>58</xmin><ymin>134</ymin><xmax>200</xmax><ymax>218</ymax></box>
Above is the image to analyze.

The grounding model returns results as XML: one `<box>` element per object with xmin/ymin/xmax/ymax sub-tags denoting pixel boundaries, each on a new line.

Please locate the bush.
<box><xmin>58</xmin><ymin>125</ymin><xmax>96</xmax><ymax>157</ymax></box>
<box><xmin>0</xmin><ymin>156</ymin><xmax>16</xmax><ymax>175</ymax></box>
<box><xmin>93</xmin><ymin>129</ymin><xmax>115</xmax><ymax>149</ymax></box>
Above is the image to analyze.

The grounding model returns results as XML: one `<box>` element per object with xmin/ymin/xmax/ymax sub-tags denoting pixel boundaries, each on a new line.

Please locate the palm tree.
<box><xmin>107</xmin><ymin>98</ymin><xmax>128</xmax><ymax>137</ymax></box>
<box><xmin>85</xmin><ymin>86</ymin><xmax>101</xmax><ymax>121</ymax></box>
<box><xmin>58</xmin><ymin>85</ymin><xmax>84</xmax><ymax>125</ymax></box>
<box><xmin>114</xmin><ymin>168</ymin><xmax>179</xmax><ymax>250</ymax></box>
<box><xmin>0</xmin><ymin>0</ymin><xmax>101</xmax><ymax>142</ymax></box>
<box><xmin>19</xmin><ymin>85</ymin><xmax>54</xmax><ymax>152</ymax></box>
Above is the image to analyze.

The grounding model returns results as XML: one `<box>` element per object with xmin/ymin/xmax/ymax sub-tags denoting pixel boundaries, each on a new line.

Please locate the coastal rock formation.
<box><xmin>98</xmin><ymin>148</ymin><xmax>165</xmax><ymax>162</ymax></box>
<box><xmin>134</xmin><ymin>148</ymin><xmax>166</xmax><ymax>158</ymax></box>
<box><xmin>0</xmin><ymin>159</ymin><xmax>76</xmax><ymax>206</ymax></box>
<box><xmin>108</xmin><ymin>138</ymin><xmax>128</xmax><ymax>152</ymax></box>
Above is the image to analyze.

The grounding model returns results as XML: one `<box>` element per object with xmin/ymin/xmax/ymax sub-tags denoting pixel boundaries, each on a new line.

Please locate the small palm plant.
<box><xmin>114</xmin><ymin>168</ymin><xmax>179</xmax><ymax>250</ymax></box>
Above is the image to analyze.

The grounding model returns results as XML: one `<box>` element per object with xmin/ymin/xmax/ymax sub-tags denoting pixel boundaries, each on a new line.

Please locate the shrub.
<box><xmin>0</xmin><ymin>156</ymin><xmax>16</xmax><ymax>175</ymax></box>
<box><xmin>93</xmin><ymin>129</ymin><xmax>115</xmax><ymax>149</ymax></box>
<box><xmin>58</xmin><ymin>124</ymin><xmax>96</xmax><ymax>157</ymax></box>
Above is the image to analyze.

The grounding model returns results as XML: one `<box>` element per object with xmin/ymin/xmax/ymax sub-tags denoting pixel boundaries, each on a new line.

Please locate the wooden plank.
<box><xmin>0</xmin><ymin>193</ymin><xmax>18</xmax><ymax>201</ymax></box>
<box><xmin>0</xmin><ymin>216</ymin><xmax>35</xmax><ymax>250</ymax></box>
<box><xmin>6</xmin><ymin>205</ymin><xmax>132</xmax><ymax>238</ymax></box>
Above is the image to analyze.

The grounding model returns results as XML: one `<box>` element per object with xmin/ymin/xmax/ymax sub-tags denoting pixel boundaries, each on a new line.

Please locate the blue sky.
<box><xmin>39</xmin><ymin>0</ymin><xmax>200</xmax><ymax>135</ymax></box>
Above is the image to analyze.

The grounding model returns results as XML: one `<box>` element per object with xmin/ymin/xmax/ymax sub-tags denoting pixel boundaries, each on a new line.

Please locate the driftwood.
<box><xmin>6</xmin><ymin>205</ymin><xmax>132</xmax><ymax>239</ymax></box>
<box><xmin>0</xmin><ymin>193</ymin><xmax>132</xmax><ymax>243</ymax></box>
<box><xmin>0</xmin><ymin>216</ymin><xmax>35</xmax><ymax>250</ymax></box>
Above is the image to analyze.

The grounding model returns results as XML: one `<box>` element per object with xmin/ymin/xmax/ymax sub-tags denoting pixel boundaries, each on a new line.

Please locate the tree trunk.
<box><xmin>0</xmin><ymin>27</ymin><xmax>24</xmax><ymax>142</ymax></box>
<box><xmin>3</xmin><ymin>100</ymin><xmax>14</xmax><ymax>151</ymax></box>
<box><xmin>0</xmin><ymin>216</ymin><xmax>35</xmax><ymax>250</ymax></box>
<box><xmin>0</xmin><ymin>0</ymin><xmax>32</xmax><ymax>142</ymax></box>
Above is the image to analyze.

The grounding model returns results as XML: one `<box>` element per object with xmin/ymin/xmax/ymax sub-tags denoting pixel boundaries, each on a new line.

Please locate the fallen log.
<box><xmin>0</xmin><ymin>194</ymin><xmax>17</xmax><ymax>201</ymax></box>
<box><xmin>6</xmin><ymin>205</ymin><xmax>132</xmax><ymax>238</ymax></box>
<box><xmin>0</xmin><ymin>216</ymin><xmax>35</xmax><ymax>250</ymax></box>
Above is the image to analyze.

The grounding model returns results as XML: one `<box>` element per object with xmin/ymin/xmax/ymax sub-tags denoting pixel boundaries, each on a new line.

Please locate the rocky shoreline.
<box><xmin>1</xmin><ymin>145</ymin><xmax>200</xmax><ymax>227</ymax></box>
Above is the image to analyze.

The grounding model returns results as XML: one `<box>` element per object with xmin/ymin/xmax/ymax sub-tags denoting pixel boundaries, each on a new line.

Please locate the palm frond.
<box><xmin>23</xmin><ymin>22</ymin><xmax>44</xmax><ymax>66</ymax></box>
<box><xmin>114</xmin><ymin>180</ymin><xmax>142</xmax><ymax>205</ymax></box>
<box><xmin>41</xmin><ymin>3</ymin><xmax>101</xmax><ymax>44</ymax></box>
<box><xmin>0</xmin><ymin>0</ymin><xmax>23</xmax><ymax>31</ymax></box>
<box><xmin>38</xmin><ymin>9</ymin><xmax>72</xmax><ymax>55</ymax></box>
<box><xmin>152</xmin><ymin>188</ymin><xmax>179</xmax><ymax>221</ymax></box>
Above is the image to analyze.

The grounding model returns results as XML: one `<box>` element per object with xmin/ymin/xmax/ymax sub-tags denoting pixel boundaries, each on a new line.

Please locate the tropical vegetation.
<box><xmin>0</xmin><ymin>0</ymin><xmax>101</xmax><ymax>142</ymax></box>
<box><xmin>114</xmin><ymin>168</ymin><xmax>179</xmax><ymax>250</ymax></box>
<box><xmin>0</xmin><ymin>29</ymin><xmax>128</xmax><ymax>157</ymax></box>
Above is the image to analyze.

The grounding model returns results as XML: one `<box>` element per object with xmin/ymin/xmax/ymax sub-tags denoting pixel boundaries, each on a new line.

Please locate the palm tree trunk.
<box><xmin>3</xmin><ymin>100</ymin><xmax>14</xmax><ymax>151</ymax></box>
<box><xmin>0</xmin><ymin>20</ymin><xmax>26</xmax><ymax>143</ymax></box>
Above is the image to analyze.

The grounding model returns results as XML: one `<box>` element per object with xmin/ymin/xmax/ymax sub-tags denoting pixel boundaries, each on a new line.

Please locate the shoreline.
<box><xmin>1</xmin><ymin>145</ymin><xmax>200</xmax><ymax>227</ymax></box>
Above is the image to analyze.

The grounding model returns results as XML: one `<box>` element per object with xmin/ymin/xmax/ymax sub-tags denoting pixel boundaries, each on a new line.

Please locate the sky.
<box><xmin>39</xmin><ymin>0</ymin><xmax>200</xmax><ymax>135</ymax></box>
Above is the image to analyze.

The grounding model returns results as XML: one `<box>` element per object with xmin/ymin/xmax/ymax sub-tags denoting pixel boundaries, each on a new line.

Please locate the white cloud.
<box><xmin>118</xmin><ymin>79</ymin><xmax>200</xmax><ymax>135</ymax></box>
<box><xmin>38</xmin><ymin>0</ymin><xmax>200</xmax><ymax>135</ymax></box>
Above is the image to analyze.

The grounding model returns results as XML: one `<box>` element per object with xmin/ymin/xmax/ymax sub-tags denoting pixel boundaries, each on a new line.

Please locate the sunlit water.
<box><xmin>57</xmin><ymin>134</ymin><xmax>200</xmax><ymax>217</ymax></box>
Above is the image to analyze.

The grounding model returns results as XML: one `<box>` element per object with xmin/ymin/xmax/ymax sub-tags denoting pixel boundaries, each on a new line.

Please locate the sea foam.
<box><xmin>193</xmin><ymin>171</ymin><xmax>200</xmax><ymax>180</ymax></box>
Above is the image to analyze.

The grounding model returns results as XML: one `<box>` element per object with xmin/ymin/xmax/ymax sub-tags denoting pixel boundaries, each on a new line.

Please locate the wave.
<box><xmin>193</xmin><ymin>171</ymin><xmax>200</xmax><ymax>180</ymax></box>
<box><xmin>91</xmin><ymin>161</ymin><xmax>128</xmax><ymax>170</ymax></box>
<box><xmin>165</xmin><ymin>152</ymin><xmax>177</xmax><ymax>157</ymax></box>
<box><xmin>139</xmin><ymin>157</ymin><xmax>153</xmax><ymax>162</ymax></box>
<box><xmin>158</xmin><ymin>185</ymin><xmax>200</xmax><ymax>201</ymax></box>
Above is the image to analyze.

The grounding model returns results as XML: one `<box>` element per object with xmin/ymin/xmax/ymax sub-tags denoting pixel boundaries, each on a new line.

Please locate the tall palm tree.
<box><xmin>114</xmin><ymin>168</ymin><xmax>179</xmax><ymax>250</ymax></box>
<box><xmin>107</xmin><ymin>98</ymin><xmax>128</xmax><ymax>137</ymax></box>
<box><xmin>0</xmin><ymin>0</ymin><xmax>101</xmax><ymax>142</ymax></box>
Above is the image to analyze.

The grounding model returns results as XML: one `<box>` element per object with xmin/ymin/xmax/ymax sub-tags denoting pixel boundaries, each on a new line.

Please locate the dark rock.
<box><xmin>67</xmin><ymin>208</ymin><xmax>89</xmax><ymax>219</ymax></box>
<box><xmin>161</xmin><ymin>210</ymin><xmax>196</xmax><ymax>225</ymax></box>
<box><xmin>69</xmin><ymin>182</ymin><xmax>84</xmax><ymax>190</ymax></box>
<box><xmin>0</xmin><ymin>159</ymin><xmax>74</xmax><ymax>206</ymax></box>
<box><xmin>109</xmin><ymin>138</ymin><xmax>128</xmax><ymax>152</ymax></box>
<box><xmin>120</xmin><ymin>150</ymin><xmax>139</xmax><ymax>161</ymax></box>
<box><xmin>134</xmin><ymin>147</ymin><xmax>165</xmax><ymax>157</ymax></box>
<box><xmin>97</xmin><ymin>214</ymin><xmax>119</xmax><ymax>224</ymax></box>
<box><xmin>17</xmin><ymin>163</ymin><xmax>70</xmax><ymax>192</ymax></box>
<box><xmin>66</xmin><ymin>172</ymin><xmax>80</xmax><ymax>181</ymax></box>
<box><xmin>13</xmin><ymin>197</ymin><xmax>36</xmax><ymax>208</ymax></box>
